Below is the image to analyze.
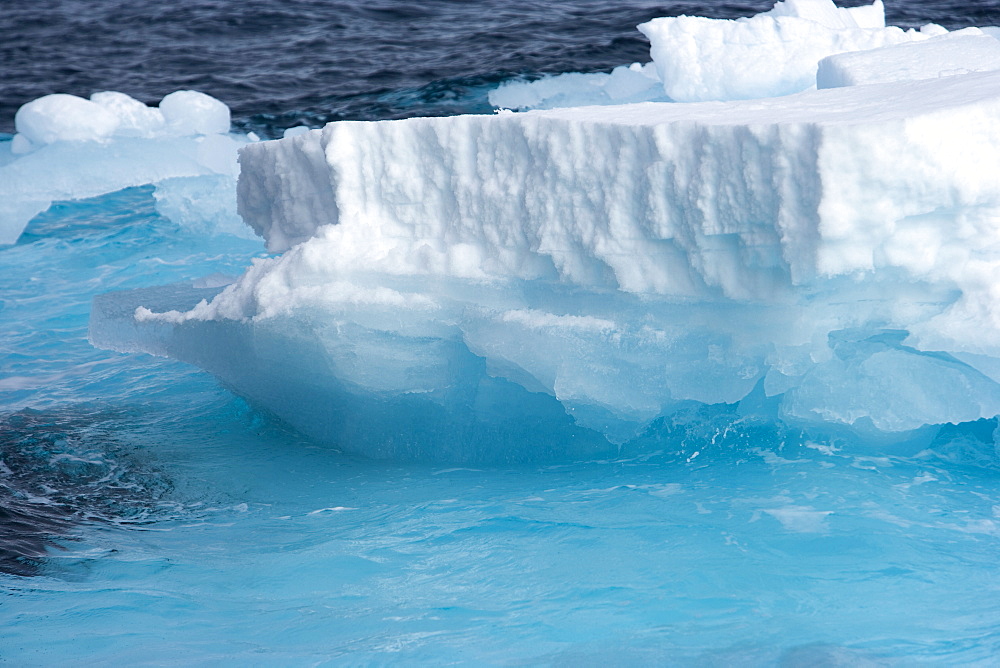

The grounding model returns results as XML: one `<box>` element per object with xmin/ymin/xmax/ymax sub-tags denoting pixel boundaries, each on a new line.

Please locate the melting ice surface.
<box><xmin>6</xmin><ymin>0</ymin><xmax>1000</xmax><ymax>663</ymax></box>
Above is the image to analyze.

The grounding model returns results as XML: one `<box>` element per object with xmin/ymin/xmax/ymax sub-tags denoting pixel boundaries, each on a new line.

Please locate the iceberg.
<box><xmin>0</xmin><ymin>90</ymin><xmax>249</xmax><ymax>245</ymax></box>
<box><xmin>84</xmin><ymin>1</ymin><xmax>1000</xmax><ymax>462</ymax></box>
<box><xmin>90</xmin><ymin>55</ymin><xmax>1000</xmax><ymax>461</ymax></box>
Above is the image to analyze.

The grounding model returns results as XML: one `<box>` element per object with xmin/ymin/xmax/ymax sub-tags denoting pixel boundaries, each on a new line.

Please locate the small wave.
<box><xmin>0</xmin><ymin>407</ymin><xmax>184</xmax><ymax>576</ymax></box>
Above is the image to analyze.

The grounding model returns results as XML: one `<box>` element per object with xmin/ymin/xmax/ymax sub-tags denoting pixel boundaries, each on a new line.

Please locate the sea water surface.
<box><xmin>3</xmin><ymin>1</ymin><xmax>1000</xmax><ymax>664</ymax></box>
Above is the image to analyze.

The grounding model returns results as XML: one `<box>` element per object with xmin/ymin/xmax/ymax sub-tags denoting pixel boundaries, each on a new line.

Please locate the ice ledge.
<box><xmin>89</xmin><ymin>283</ymin><xmax>617</xmax><ymax>464</ymax></box>
<box><xmin>89</xmin><ymin>280</ymin><xmax>1000</xmax><ymax>462</ymax></box>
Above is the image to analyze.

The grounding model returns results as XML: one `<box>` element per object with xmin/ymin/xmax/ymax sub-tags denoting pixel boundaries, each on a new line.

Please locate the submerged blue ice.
<box><xmin>5</xmin><ymin>0</ymin><xmax>1000</xmax><ymax>664</ymax></box>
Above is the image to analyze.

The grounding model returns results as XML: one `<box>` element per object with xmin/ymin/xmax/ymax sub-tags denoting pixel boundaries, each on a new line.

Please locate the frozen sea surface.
<box><xmin>4</xmin><ymin>0</ymin><xmax>1000</xmax><ymax>664</ymax></box>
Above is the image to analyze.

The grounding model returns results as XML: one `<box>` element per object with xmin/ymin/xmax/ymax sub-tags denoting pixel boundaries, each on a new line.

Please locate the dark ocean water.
<box><xmin>5</xmin><ymin>1</ymin><xmax>1000</xmax><ymax>663</ymax></box>
<box><xmin>2</xmin><ymin>0</ymin><xmax>996</xmax><ymax>136</ymax></box>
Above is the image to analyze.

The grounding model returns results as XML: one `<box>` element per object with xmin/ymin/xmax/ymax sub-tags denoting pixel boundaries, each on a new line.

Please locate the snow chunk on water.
<box><xmin>1</xmin><ymin>90</ymin><xmax>246</xmax><ymax>245</ymax></box>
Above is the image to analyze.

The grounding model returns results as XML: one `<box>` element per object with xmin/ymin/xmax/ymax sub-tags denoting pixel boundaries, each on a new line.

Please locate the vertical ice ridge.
<box><xmin>237</xmin><ymin>128</ymin><xmax>337</xmax><ymax>252</ymax></box>
<box><xmin>239</xmin><ymin>109</ymin><xmax>862</xmax><ymax>301</ymax></box>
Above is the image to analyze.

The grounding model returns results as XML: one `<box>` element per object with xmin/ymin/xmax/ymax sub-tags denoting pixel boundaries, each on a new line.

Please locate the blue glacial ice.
<box><xmin>86</xmin><ymin>0</ymin><xmax>1000</xmax><ymax>462</ymax></box>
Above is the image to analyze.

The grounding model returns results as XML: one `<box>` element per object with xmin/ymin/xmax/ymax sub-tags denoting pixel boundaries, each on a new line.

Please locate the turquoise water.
<box><xmin>3</xmin><ymin>188</ymin><xmax>1000</xmax><ymax>663</ymax></box>
<box><xmin>5</xmin><ymin>0</ymin><xmax>1000</xmax><ymax>660</ymax></box>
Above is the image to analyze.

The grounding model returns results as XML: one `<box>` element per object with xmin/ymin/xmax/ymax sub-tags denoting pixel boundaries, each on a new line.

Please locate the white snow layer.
<box><xmin>491</xmin><ymin>0</ymin><xmax>994</xmax><ymax>111</ymax></box>
<box><xmin>88</xmin><ymin>66</ymin><xmax>1000</xmax><ymax>462</ymax></box>
<box><xmin>817</xmin><ymin>32</ymin><xmax>1000</xmax><ymax>88</ymax></box>
<box><xmin>0</xmin><ymin>90</ymin><xmax>248</xmax><ymax>244</ymax></box>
